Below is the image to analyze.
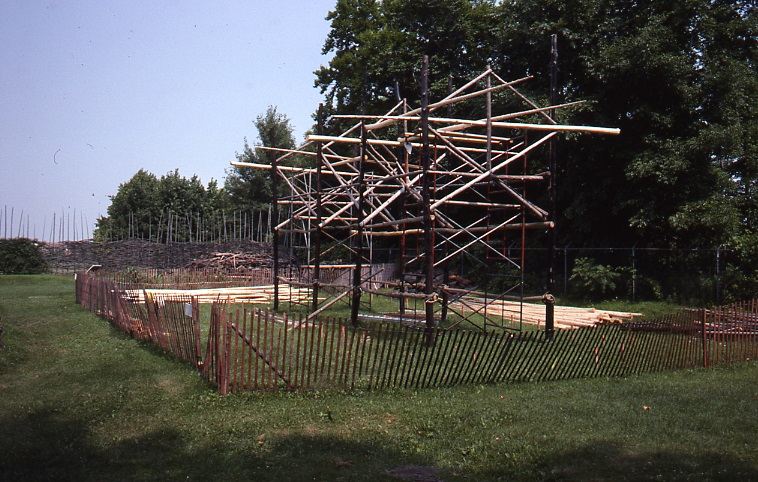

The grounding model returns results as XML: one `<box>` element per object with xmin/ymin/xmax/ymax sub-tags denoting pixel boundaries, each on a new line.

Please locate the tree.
<box><xmin>94</xmin><ymin>169</ymin><xmax>230</xmax><ymax>242</ymax></box>
<box><xmin>225</xmin><ymin>106</ymin><xmax>299</xmax><ymax>212</ymax></box>
<box><xmin>314</xmin><ymin>0</ymin><xmax>756</xmax><ymax>301</ymax></box>
<box><xmin>319</xmin><ymin>0</ymin><xmax>756</xmax><ymax>243</ymax></box>
<box><xmin>315</xmin><ymin>0</ymin><xmax>498</xmax><ymax>126</ymax></box>
<box><xmin>0</xmin><ymin>238</ymin><xmax>48</xmax><ymax>274</ymax></box>
<box><xmin>95</xmin><ymin>169</ymin><xmax>161</xmax><ymax>241</ymax></box>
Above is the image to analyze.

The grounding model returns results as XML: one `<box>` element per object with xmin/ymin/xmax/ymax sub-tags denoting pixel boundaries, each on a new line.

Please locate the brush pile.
<box><xmin>185</xmin><ymin>250</ymin><xmax>294</xmax><ymax>272</ymax></box>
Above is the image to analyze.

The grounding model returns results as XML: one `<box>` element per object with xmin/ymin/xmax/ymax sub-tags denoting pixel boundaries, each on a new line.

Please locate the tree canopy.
<box><xmin>94</xmin><ymin>107</ymin><xmax>304</xmax><ymax>244</ymax></box>
<box><xmin>315</xmin><ymin>0</ymin><xmax>756</xmax><ymax>251</ymax></box>
<box><xmin>94</xmin><ymin>169</ymin><xmax>230</xmax><ymax>243</ymax></box>
<box><xmin>224</xmin><ymin>106</ymin><xmax>301</xmax><ymax>212</ymax></box>
<box><xmin>311</xmin><ymin>0</ymin><xmax>756</xmax><ymax>300</ymax></box>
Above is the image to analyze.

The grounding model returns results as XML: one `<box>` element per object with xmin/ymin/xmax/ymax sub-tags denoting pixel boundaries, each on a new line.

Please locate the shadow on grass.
<box><xmin>1</xmin><ymin>410</ymin><xmax>440</xmax><ymax>481</ymax></box>
<box><xmin>481</xmin><ymin>441</ymin><xmax>758</xmax><ymax>481</ymax></box>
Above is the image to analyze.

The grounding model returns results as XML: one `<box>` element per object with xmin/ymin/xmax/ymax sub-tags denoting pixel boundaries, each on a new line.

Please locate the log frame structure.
<box><xmin>231</xmin><ymin>54</ymin><xmax>619</xmax><ymax>335</ymax></box>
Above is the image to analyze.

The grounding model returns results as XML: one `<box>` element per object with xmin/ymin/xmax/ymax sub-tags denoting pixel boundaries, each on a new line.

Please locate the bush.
<box><xmin>0</xmin><ymin>238</ymin><xmax>49</xmax><ymax>274</ymax></box>
<box><xmin>569</xmin><ymin>257</ymin><xmax>620</xmax><ymax>301</ymax></box>
<box><xmin>614</xmin><ymin>267</ymin><xmax>663</xmax><ymax>301</ymax></box>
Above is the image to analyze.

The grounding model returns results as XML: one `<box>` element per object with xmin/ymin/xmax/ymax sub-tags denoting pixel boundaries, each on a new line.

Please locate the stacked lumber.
<box><xmin>457</xmin><ymin>298</ymin><xmax>641</xmax><ymax>329</ymax></box>
<box><xmin>124</xmin><ymin>285</ymin><xmax>318</xmax><ymax>304</ymax></box>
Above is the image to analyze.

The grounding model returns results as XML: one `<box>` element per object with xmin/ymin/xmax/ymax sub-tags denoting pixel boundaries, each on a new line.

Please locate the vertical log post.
<box><xmin>271</xmin><ymin>131</ymin><xmax>280</xmax><ymax>311</ymax></box>
<box><xmin>396</xmin><ymin>80</ymin><xmax>407</xmax><ymax>318</ymax></box>
<box><xmin>421</xmin><ymin>55</ymin><xmax>436</xmax><ymax>346</ymax></box>
<box><xmin>350</xmin><ymin>122</ymin><xmax>368</xmax><ymax>326</ymax></box>
<box><xmin>440</xmin><ymin>75</ymin><xmax>453</xmax><ymax>326</ymax></box>
<box><xmin>312</xmin><ymin>104</ymin><xmax>324</xmax><ymax>314</ymax></box>
<box><xmin>545</xmin><ymin>34</ymin><xmax>558</xmax><ymax>341</ymax></box>
<box><xmin>701</xmin><ymin>308</ymin><xmax>709</xmax><ymax>368</ymax></box>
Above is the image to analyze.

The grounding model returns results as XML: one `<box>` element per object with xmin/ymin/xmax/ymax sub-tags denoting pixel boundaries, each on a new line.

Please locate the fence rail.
<box><xmin>75</xmin><ymin>272</ymin><xmax>758</xmax><ymax>395</ymax></box>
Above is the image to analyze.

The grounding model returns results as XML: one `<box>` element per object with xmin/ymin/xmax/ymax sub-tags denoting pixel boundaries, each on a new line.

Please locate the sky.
<box><xmin>0</xmin><ymin>1</ymin><xmax>334</xmax><ymax>241</ymax></box>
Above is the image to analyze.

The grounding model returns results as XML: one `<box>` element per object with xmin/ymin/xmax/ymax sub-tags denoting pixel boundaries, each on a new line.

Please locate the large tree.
<box><xmin>314</xmin><ymin>0</ymin><xmax>756</xmax><ymax>300</ymax></box>
<box><xmin>225</xmin><ymin>106</ymin><xmax>299</xmax><ymax>212</ymax></box>
<box><xmin>315</xmin><ymin>0</ymin><xmax>756</xmax><ymax>250</ymax></box>
<box><xmin>315</xmin><ymin>0</ymin><xmax>499</xmax><ymax>127</ymax></box>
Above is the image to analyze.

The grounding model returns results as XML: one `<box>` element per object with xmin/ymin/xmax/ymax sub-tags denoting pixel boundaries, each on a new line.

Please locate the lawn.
<box><xmin>1</xmin><ymin>275</ymin><xmax>757</xmax><ymax>481</ymax></box>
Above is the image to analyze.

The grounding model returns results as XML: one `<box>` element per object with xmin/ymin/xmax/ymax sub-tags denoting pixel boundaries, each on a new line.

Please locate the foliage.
<box><xmin>224</xmin><ymin>106</ymin><xmax>305</xmax><ymax>212</ymax></box>
<box><xmin>93</xmin><ymin>169</ymin><xmax>232</xmax><ymax>243</ymax></box>
<box><xmin>315</xmin><ymin>1</ymin><xmax>757</xmax><ymax>302</ymax></box>
<box><xmin>0</xmin><ymin>238</ymin><xmax>48</xmax><ymax>274</ymax></box>
<box><xmin>569</xmin><ymin>257</ymin><xmax>621</xmax><ymax>301</ymax></box>
<box><xmin>315</xmin><ymin>0</ymin><xmax>498</xmax><ymax>126</ymax></box>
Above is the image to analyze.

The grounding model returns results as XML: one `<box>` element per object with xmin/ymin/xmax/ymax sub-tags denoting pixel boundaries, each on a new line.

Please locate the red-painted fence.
<box><xmin>76</xmin><ymin>272</ymin><xmax>758</xmax><ymax>394</ymax></box>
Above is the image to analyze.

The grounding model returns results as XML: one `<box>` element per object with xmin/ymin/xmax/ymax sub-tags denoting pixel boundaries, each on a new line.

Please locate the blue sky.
<box><xmin>0</xmin><ymin>1</ymin><xmax>333</xmax><ymax>240</ymax></box>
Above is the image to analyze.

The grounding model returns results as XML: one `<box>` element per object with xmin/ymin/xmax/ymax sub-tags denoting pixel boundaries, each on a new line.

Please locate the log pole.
<box><xmin>350</xmin><ymin>123</ymin><xmax>368</xmax><ymax>326</ymax></box>
<box><xmin>421</xmin><ymin>55</ymin><xmax>436</xmax><ymax>346</ymax></box>
<box><xmin>545</xmin><ymin>33</ymin><xmax>559</xmax><ymax>341</ymax></box>
<box><xmin>312</xmin><ymin>104</ymin><xmax>324</xmax><ymax>314</ymax></box>
<box><xmin>271</xmin><ymin>130</ymin><xmax>280</xmax><ymax>311</ymax></box>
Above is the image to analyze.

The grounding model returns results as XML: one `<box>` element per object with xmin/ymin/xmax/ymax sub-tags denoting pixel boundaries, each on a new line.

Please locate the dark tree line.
<box><xmin>314</xmin><ymin>0</ymin><xmax>756</xmax><ymax>300</ymax></box>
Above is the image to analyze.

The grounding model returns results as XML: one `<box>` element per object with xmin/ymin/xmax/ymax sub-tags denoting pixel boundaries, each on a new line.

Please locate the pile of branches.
<box><xmin>185</xmin><ymin>251</ymin><xmax>293</xmax><ymax>272</ymax></box>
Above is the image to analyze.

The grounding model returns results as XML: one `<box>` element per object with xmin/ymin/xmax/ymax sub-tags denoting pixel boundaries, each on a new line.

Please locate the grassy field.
<box><xmin>1</xmin><ymin>275</ymin><xmax>757</xmax><ymax>481</ymax></box>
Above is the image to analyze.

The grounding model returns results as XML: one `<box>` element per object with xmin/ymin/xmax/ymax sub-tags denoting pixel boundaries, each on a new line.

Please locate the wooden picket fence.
<box><xmin>76</xmin><ymin>272</ymin><xmax>203</xmax><ymax>368</ymax></box>
<box><xmin>203</xmin><ymin>303</ymin><xmax>757</xmax><ymax>394</ymax></box>
<box><xmin>75</xmin><ymin>272</ymin><xmax>758</xmax><ymax>395</ymax></box>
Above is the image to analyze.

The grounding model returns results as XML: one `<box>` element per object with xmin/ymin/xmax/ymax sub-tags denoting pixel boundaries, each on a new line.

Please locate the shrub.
<box><xmin>569</xmin><ymin>257</ymin><xmax>620</xmax><ymax>301</ymax></box>
<box><xmin>0</xmin><ymin>238</ymin><xmax>49</xmax><ymax>274</ymax></box>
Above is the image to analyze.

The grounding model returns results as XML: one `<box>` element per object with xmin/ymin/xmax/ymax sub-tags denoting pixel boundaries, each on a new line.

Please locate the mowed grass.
<box><xmin>1</xmin><ymin>275</ymin><xmax>757</xmax><ymax>481</ymax></box>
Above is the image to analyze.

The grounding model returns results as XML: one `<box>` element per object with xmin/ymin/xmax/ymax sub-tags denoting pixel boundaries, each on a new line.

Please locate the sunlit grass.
<box><xmin>1</xmin><ymin>275</ymin><xmax>757</xmax><ymax>480</ymax></box>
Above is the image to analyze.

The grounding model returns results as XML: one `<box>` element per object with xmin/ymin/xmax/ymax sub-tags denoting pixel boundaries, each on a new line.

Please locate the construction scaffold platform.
<box><xmin>232</xmin><ymin>53</ymin><xmax>619</xmax><ymax>338</ymax></box>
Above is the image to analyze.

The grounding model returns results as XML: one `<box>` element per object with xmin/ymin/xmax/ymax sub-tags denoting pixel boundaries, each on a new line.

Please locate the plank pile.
<box><xmin>124</xmin><ymin>285</ymin><xmax>316</xmax><ymax>304</ymax></box>
<box><xmin>458</xmin><ymin>298</ymin><xmax>642</xmax><ymax>329</ymax></box>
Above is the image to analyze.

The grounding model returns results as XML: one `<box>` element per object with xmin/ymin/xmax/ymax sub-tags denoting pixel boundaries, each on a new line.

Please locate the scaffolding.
<box><xmin>232</xmin><ymin>52</ymin><xmax>619</xmax><ymax>338</ymax></box>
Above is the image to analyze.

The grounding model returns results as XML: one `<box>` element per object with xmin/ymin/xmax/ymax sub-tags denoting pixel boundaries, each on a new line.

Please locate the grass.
<box><xmin>591</xmin><ymin>299</ymin><xmax>690</xmax><ymax>318</ymax></box>
<box><xmin>1</xmin><ymin>275</ymin><xmax>757</xmax><ymax>481</ymax></box>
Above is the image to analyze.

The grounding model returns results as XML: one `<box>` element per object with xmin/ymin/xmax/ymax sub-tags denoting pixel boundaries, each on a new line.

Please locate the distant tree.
<box><xmin>0</xmin><ymin>238</ymin><xmax>48</xmax><ymax>274</ymax></box>
<box><xmin>94</xmin><ymin>169</ymin><xmax>230</xmax><ymax>242</ymax></box>
<box><xmin>95</xmin><ymin>169</ymin><xmax>161</xmax><ymax>242</ymax></box>
<box><xmin>225</xmin><ymin>106</ymin><xmax>299</xmax><ymax>212</ymax></box>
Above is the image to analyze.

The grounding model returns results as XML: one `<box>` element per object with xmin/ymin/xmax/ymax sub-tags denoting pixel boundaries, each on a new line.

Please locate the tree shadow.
<box><xmin>1</xmin><ymin>409</ymin><xmax>442</xmax><ymax>481</ymax></box>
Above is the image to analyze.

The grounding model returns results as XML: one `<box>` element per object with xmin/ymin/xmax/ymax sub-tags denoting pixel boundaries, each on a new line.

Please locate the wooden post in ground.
<box><xmin>350</xmin><ymin>123</ymin><xmax>368</xmax><ymax>326</ymax></box>
<box><xmin>312</xmin><ymin>104</ymin><xmax>324</xmax><ymax>315</ymax></box>
<box><xmin>395</xmin><ymin>80</ymin><xmax>407</xmax><ymax>319</ymax></box>
<box><xmin>271</xmin><ymin>132</ymin><xmax>280</xmax><ymax>311</ymax></box>
<box><xmin>701</xmin><ymin>308</ymin><xmax>709</xmax><ymax>368</ymax></box>
<box><xmin>545</xmin><ymin>34</ymin><xmax>559</xmax><ymax>341</ymax></box>
<box><xmin>420</xmin><ymin>55</ymin><xmax>436</xmax><ymax>346</ymax></box>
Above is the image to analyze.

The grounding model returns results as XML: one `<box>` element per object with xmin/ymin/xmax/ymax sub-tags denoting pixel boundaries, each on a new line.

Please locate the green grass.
<box><xmin>2</xmin><ymin>275</ymin><xmax>757</xmax><ymax>481</ymax></box>
<box><xmin>591</xmin><ymin>299</ymin><xmax>690</xmax><ymax>318</ymax></box>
